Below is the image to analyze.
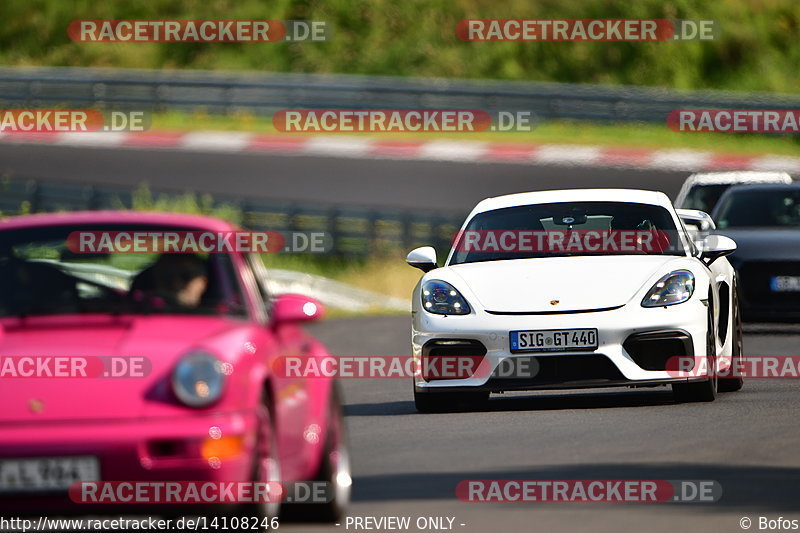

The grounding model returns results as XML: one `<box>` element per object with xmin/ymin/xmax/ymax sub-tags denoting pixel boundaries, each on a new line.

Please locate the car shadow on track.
<box><xmin>351</xmin><ymin>462</ymin><xmax>800</xmax><ymax>513</ymax></box>
<box><xmin>344</xmin><ymin>388</ymin><xmax>678</xmax><ymax>417</ymax></box>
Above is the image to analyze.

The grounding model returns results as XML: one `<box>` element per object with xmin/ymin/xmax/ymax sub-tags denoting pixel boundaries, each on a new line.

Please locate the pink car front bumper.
<box><xmin>0</xmin><ymin>410</ymin><xmax>259</xmax><ymax>515</ymax></box>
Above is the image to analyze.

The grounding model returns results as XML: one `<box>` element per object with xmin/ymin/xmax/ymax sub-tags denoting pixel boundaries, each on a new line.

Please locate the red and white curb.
<box><xmin>1</xmin><ymin>130</ymin><xmax>798</xmax><ymax>173</ymax></box>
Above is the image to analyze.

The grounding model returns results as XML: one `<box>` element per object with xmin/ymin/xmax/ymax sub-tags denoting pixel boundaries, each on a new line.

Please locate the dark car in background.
<box><xmin>675</xmin><ymin>171</ymin><xmax>793</xmax><ymax>214</ymax></box>
<box><xmin>712</xmin><ymin>183</ymin><xmax>800</xmax><ymax>321</ymax></box>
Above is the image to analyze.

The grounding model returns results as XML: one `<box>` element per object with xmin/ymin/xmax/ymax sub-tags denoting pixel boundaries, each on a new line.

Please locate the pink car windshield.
<box><xmin>0</xmin><ymin>224</ymin><xmax>248</xmax><ymax>318</ymax></box>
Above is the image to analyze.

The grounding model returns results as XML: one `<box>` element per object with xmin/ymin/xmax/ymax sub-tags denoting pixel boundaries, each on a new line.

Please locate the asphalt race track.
<box><xmin>305</xmin><ymin>316</ymin><xmax>800</xmax><ymax>533</ymax></box>
<box><xmin>0</xmin><ymin>144</ymin><xmax>687</xmax><ymax>211</ymax></box>
<box><xmin>3</xmin><ymin>142</ymin><xmax>799</xmax><ymax>532</ymax></box>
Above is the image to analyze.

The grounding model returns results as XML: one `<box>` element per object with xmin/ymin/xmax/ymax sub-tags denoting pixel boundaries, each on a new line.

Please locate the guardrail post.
<box><xmin>26</xmin><ymin>180</ymin><xmax>40</xmax><ymax>213</ymax></box>
<box><xmin>84</xmin><ymin>185</ymin><xmax>98</xmax><ymax>210</ymax></box>
<box><xmin>367</xmin><ymin>211</ymin><xmax>379</xmax><ymax>257</ymax></box>
<box><xmin>154</xmin><ymin>83</ymin><xmax>163</xmax><ymax>112</ymax></box>
<box><xmin>400</xmin><ymin>213</ymin><xmax>413</xmax><ymax>253</ymax></box>
<box><xmin>327</xmin><ymin>206</ymin><xmax>339</xmax><ymax>255</ymax></box>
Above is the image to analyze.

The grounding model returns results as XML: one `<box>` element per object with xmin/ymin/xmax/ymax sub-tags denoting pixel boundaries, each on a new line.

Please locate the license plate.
<box><xmin>0</xmin><ymin>456</ymin><xmax>99</xmax><ymax>492</ymax></box>
<box><xmin>510</xmin><ymin>328</ymin><xmax>598</xmax><ymax>353</ymax></box>
<box><xmin>770</xmin><ymin>276</ymin><xmax>800</xmax><ymax>292</ymax></box>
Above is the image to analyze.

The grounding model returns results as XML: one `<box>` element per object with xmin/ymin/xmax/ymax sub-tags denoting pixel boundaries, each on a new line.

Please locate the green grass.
<box><xmin>260</xmin><ymin>253</ymin><xmax>420</xmax><ymax>301</ymax></box>
<box><xmin>152</xmin><ymin>110</ymin><xmax>800</xmax><ymax>156</ymax></box>
<box><xmin>2</xmin><ymin>0</ymin><xmax>800</xmax><ymax>94</ymax></box>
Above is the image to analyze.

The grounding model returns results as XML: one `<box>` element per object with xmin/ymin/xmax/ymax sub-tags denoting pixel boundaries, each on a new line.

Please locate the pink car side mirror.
<box><xmin>271</xmin><ymin>293</ymin><xmax>325</xmax><ymax>324</ymax></box>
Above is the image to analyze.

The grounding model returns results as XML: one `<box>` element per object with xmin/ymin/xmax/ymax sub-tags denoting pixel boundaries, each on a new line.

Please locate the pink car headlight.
<box><xmin>171</xmin><ymin>351</ymin><xmax>226</xmax><ymax>408</ymax></box>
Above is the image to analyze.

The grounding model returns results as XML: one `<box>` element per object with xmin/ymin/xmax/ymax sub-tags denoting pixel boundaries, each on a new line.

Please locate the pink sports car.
<box><xmin>0</xmin><ymin>211</ymin><xmax>350</xmax><ymax>523</ymax></box>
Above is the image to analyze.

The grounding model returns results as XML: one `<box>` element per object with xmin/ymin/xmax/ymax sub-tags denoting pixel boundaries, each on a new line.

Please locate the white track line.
<box><xmin>56</xmin><ymin>131</ymin><xmax>128</xmax><ymax>147</ymax></box>
<box><xmin>180</xmin><ymin>131</ymin><xmax>253</xmax><ymax>152</ymax></box>
<box><xmin>301</xmin><ymin>136</ymin><xmax>374</xmax><ymax>157</ymax></box>
<box><xmin>534</xmin><ymin>145</ymin><xmax>603</xmax><ymax>166</ymax></box>
<box><xmin>418</xmin><ymin>140</ymin><xmax>488</xmax><ymax>161</ymax></box>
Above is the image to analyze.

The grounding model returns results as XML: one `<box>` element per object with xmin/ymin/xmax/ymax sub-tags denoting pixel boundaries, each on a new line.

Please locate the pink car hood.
<box><xmin>0</xmin><ymin>315</ymin><xmax>247</xmax><ymax>424</ymax></box>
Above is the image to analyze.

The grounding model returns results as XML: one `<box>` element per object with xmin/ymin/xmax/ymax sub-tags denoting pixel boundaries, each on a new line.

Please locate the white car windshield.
<box><xmin>450</xmin><ymin>201</ymin><xmax>684</xmax><ymax>265</ymax></box>
<box><xmin>681</xmin><ymin>184</ymin><xmax>731</xmax><ymax>213</ymax></box>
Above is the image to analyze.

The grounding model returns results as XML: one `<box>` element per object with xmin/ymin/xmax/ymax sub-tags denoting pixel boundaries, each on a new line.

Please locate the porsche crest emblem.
<box><xmin>28</xmin><ymin>398</ymin><xmax>44</xmax><ymax>414</ymax></box>
<box><xmin>550</xmin><ymin>300</ymin><xmax>560</xmax><ymax>306</ymax></box>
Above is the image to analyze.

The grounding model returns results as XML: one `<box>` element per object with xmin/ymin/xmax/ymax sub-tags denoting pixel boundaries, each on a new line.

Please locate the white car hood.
<box><xmin>447</xmin><ymin>255</ymin><xmax>682</xmax><ymax>313</ymax></box>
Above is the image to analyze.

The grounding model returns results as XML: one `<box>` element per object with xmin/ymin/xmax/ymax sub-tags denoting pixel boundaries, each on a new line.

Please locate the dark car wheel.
<box><xmin>719</xmin><ymin>280</ymin><xmax>744</xmax><ymax>392</ymax></box>
<box><xmin>673</xmin><ymin>298</ymin><xmax>718</xmax><ymax>403</ymax></box>
<box><xmin>239</xmin><ymin>389</ymin><xmax>281</xmax><ymax>531</ymax></box>
<box><xmin>283</xmin><ymin>385</ymin><xmax>351</xmax><ymax>523</ymax></box>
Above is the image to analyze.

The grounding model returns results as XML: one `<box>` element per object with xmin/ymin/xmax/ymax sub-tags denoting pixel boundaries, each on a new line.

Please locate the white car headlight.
<box><xmin>421</xmin><ymin>280</ymin><xmax>471</xmax><ymax>315</ymax></box>
<box><xmin>172</xmin><ymin>351</ymin><xmax>226</xmax><ymax>407</ymax></box>
<box><xmin>641</xmin><ymin>270</ymin><xmax>695</xmax><ymax>307</ymax></box>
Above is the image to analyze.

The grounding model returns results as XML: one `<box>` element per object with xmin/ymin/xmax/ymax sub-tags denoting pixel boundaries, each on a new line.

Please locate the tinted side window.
<box><xmin>683</xmin><ymin>184</ymin><xmax>730</xmax><ymax>213</ymax></box>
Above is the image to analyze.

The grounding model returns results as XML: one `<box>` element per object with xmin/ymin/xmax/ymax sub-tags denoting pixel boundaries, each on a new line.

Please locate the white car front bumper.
<box><xmin>412</xmin><ymin>298</ymin><xmax>710</xmax><ymax>392</ymax></box>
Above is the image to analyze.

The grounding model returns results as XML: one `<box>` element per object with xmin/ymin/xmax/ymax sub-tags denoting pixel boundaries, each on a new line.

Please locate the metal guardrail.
<box><xmin>2</xmin><ymin>66</ymin><xmax>800</xmax><ymax>123</ymax></box>
<box><xmin>0</xmin><ymin>178</ymin><xmax>465</xmax><ymax>256</ymax></box>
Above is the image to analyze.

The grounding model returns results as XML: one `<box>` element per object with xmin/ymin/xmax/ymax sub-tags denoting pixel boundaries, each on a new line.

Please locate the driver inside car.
<box><xmin>130</xmin><ymin>254</ymin><xmax>209</xmax><ymax>310</ymax></box>
<box><xmin>610</xmin><ymin>214</ymin><xmax>669</xmax><ymax>253</ymax></box>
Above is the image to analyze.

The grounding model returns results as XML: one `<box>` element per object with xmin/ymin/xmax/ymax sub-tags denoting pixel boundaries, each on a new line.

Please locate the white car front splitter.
<box><xmin>413</xmin><ymin>297</ymin><xmax>716</xmax><ymax>392</ymax></box>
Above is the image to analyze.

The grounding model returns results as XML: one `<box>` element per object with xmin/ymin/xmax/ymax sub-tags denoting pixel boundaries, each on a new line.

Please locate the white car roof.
<box><xmin>683</xmin><ymin>171</ymin><xmax>792</xmax><ymax>186</ymax></box>
<box><xmin>674</xmin><ymin>171</ymin><xmax>793</xmax><ymax>207</ymax></box>
<box><xmin>470</xmin><ymin>189</ymin><xmax>673</xmax><ymax>216</ymax></box>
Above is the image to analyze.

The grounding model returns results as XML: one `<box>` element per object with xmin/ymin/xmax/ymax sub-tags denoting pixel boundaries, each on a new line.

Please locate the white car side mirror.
<box><xmin>677</xmin><ymin>208</ymin><xmax>717</xmax><ymax>253</ymax></box>
<box><xmin>676</xmin><ymin>209</ymin><xmax>716</xmax><ymax>231</ymax></box>
<box><xmin>406</xmin><ymin>246</ymin><xmax>438</xmax><ymax>272</ymax></box>
<box><xmin>701</xmin><ymin>234</ymin><xmax>736</xmax><ymax>266</ymax></box>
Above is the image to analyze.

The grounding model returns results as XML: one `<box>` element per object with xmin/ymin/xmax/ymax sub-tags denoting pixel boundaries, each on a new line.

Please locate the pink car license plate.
<box><xmin>0</xmin><ymin>456</ymin><xmax>99</xmax><ymax>491</ymax></box>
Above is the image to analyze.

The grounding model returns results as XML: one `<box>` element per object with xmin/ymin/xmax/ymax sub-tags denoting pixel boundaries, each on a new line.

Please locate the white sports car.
<box><xmin>407</xmin><ymin>189</ymin><xmax>743</xmax><ymax>412</ymax></box>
